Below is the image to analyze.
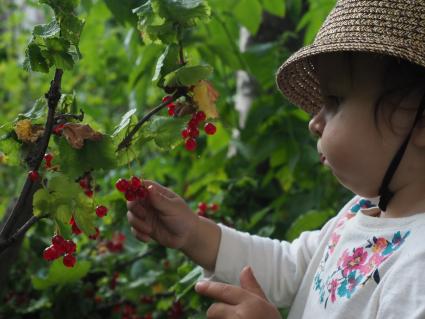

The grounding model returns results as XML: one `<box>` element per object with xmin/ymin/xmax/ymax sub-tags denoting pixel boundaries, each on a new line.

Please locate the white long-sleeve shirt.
<box><xmin>201</xmin><ymin>196</ymin><xmax>425</xmax><ymax>318</ymax></box>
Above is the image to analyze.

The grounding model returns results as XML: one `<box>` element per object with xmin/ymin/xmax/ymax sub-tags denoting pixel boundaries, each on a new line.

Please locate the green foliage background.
<box><xmin>0</xmin><ymin>0</ymin><xmax>351</xmax><ymax>318</ymax></box>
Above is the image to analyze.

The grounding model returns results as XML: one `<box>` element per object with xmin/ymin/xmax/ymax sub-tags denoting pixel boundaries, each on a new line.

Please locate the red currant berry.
<box><xmin>28</xmin><ymin>170</ymin><xmax>39</xmax><ymax>182</ymax></box>
<box><xmin>64</xmin><ymin>240</ymin><xmax>76</xmax><ymax>254</ymax></box>
<box><xmin>44</xmin><ymin>153</ymin><xmax>53</xmax><ymax>168</ymax></box>
<box><xmin>185</xmin><ymin>138</ymin><xmax>197</xmax><ymax>151</ymax></box>
<box><xmin>52</xmin><ymin>123</ymin><xmax>65</xmax><ymax>135</ymax></box>
<box><xmin>204</xmin><ymin>122</ymin><xmax>217</xmax><ymax>135</ymax></box>
<box><xmin>43</xmin><ymin>245</ymin><xmax>60</xmax><ymax>261</ymax></box>
<box><xmin>198</xmin><ymin>202</ymin><xmax>208</xmax><ymax>213</ymax></box>
<box><xmin>188</xmin><ymin>127</ymin><xmax>199</xmax><ymax>138</ymax></box>
<box><xmin>63</xmin><ymin>254</ymin><xmax>76</xmax><ymax>268</ymax></box>
<box><xmin>95</xmin><ymin>205</ymin><xmax>108</xmax><ymax>218</ymax></box>
<box><xmin>88</xmin><ymin>227</ymin><xmax>100</xmax><ymax>240</ymax></box>
<box><xmin>51</xmin><ymin>234</ymin><xmax>65</xmax><ymax>247</ymax></box>
<box><xmin>115</xmin><ymin>178</ymin><xmax>130</xmax><ymax>193</ymax></box>
<box><xmin>188</xmin><ymin>118</ymin><xmax>198</xmax><ymax>129</ymax></box>
<box><xmin>130</xmin><ymin>176</ymin><xmax>142</xmax><ymax>189</ymax></box>
<box><xmin>195</xmin><ymin>111</ymin><xmax>206</xmax><ymax>123</ymax></box>
<box><xmin>181</xmin><ymin>129</ymin><xmax>189</xmax><ymax>139</ymax></box>
<box><xmin>85</xmin><ymin>190</ymin><xmax>93</xmax><ymax>198</ymax></box>
<box><xmin>125</xmin><ymin>190</ymin><xmax>137</xmax><ymax>201</ymax></box>
<box><xmin>162</xmin><ymin>96</ymin><xmax>172</xmax><ymax>104</ymax></box>
<box><xmin>210</xmin><ymin>203</ymin><xmax>219</xmax><ymax>211</ymax></box>
<box><xmin>168</xmin><ymin>107</ymin><xmax>175</xmax><ymax>116</ymax></box>
<box><xmin>79</xmin><ymin>178</ymin><xmax>89</xmax><ymax>189</ymax></box>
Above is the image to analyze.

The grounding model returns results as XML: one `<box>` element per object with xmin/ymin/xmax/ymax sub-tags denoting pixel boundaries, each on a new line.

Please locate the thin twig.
<box><xmin>116</xmin><ymin>90</ymin><xmax>185</xmax><ymax>152</ymax></box>
<box><xmin>0</xmin><ymin>215</ymin><xmax>47</xmax><ymax>253</ymax></box>
<box><xmin>0</xmin><ymin>69</ymin><xmax>63</xmax><ymax>245</ymax></box>
<box><xmin>55</xmin><ymin>108</ymin><xmax>85</xmax><ymax>123</ymax></box>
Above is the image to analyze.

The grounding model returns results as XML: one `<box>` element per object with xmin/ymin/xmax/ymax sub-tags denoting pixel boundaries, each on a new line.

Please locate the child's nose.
<box><xmin>308</xmin><ymin>110</ymin><xmax>325</xmax><ymax>138</ymax></box>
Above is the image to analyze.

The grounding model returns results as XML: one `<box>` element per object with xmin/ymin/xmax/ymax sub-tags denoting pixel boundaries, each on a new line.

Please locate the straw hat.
<box><xmin>276</xmin><ymin>0</ymin><xmax>425</xmax><ymax>115</ymax></box>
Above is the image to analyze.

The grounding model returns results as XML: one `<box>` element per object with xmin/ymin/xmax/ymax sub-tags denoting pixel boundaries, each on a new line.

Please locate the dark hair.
<box><xmin>373</xmin><ymin>55</ymin><xmax>425</xmax><ymax>134</ymax></box>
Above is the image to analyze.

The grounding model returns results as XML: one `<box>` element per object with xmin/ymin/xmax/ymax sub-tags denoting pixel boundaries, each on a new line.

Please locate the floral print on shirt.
<box><xmin>313</xmin><ymin>198</ymin><xmax>411</xmax><ymax>309</ymax></box>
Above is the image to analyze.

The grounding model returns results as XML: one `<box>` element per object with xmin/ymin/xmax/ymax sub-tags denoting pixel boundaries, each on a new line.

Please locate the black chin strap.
<box><xmin>378</xmin><ymin>91</ymin><xmax>425</xmax><ymax>211</ymax></box>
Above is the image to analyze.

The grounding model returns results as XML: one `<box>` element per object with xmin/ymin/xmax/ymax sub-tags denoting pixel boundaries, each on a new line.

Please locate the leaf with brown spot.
<box><xmin>62</xmin><ymin>123</ymin><xmax>103</xmax><ymax>149</ymax></box>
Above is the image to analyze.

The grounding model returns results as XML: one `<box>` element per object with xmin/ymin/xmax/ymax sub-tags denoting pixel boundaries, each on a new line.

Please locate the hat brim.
<box><xmin>276</xmin><ymin>35</ymin><xmax>425</xmax><ymax>115</ymax></box>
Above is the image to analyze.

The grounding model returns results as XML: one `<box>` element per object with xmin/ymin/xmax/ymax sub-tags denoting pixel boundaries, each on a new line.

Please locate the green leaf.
<box><xmin>261</xmin><ymin>0</ymin><xmax>286</xmax><ymax>17</ymax></box>
<box><xmin>25</xmin><ymin>42</ymin><xmax>50</xmax><ymax>73</ymax></box>
<box><xmin>17</xmin><ymin>98</ymin><xmax>47</xmax><ymax>122</ymax></box>
<box><xmin>33</xmin><ymin>189</ymin><xmax>51</xmax><ymax>217</ymax></box>
<box><xmin>112</xmin><ymin>109</ymin><xmax>138</xmax><ymax>137</ymax></box>
<box><xmin>104</xmin><ymin>0</ymin><xmax>140</xmax><ymax>27</ymax></box>
<box><xmin>140</xmin><ymin>116</ymin><xmax>188</xmax><ymax>150</ymax></box>
<box><xmin>152</xmin><ymin>0</ymin><xmax>211</xmax><ymax>26</ymax></box>
<box><xmin>170</xmin><ymin>265</ymin><xmax>203</xmax><ymax>300</ymax></box>
<box><xmin>73</xmin><ymin>193</ymin><xmax>96</xmax><ymax>235</ymax></box>
<box><xmin>234</xmin><ymin>0</ymin><xmax>262</xmax><ymax>35</ymax></box>
<box><xmin>51</xmin><ymin>51</ymin><xmax>75</xmax><ymax>70</ymax></box>
<box><xmin>153</xmin><ymin>44</ymin><xmax>180</xmax><ymax>84</ymax></box>
<box><xmin>33</xmin><ymin>20</ymin><xmax>60</xmax><ymax>38</ymax></box>
<box><xmin>31</xmin><ymin>259</ymin><xmax>91</xmax><ymax>290</ymax></box>
<box><xmin>61</xmin><ymin>14</ymin><xmax>85</xmax><ymax>45</ymax></box>
<box><xmin>163</xmin><ymin>65</ymin><xmax>213</xmax><ymax>87</ymax></box>
<box><xmin>57</xmin><ymin>135</ymin><xmax>117</xmax><ymax>179</ymax></box>
<box><xmin>285</xmin><ymin>209</ymin><xmax>335</xmax><ymax>241</ymax></box>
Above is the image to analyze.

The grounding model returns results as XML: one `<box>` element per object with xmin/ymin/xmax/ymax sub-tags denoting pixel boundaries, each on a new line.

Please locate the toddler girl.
<box><xmin>127</xmin><ymin>0</ymin><xmax>425</xmax><ymax>318</ymax></box>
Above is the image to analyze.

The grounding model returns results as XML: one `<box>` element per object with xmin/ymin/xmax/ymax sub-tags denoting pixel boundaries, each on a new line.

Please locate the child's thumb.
<box><xmin>239</xmin><ymin>266</ymin><xmax>268</xmax><ymax>300</ymax></box>
<box><xmin>146</xmin><ymin>184</ymin><xmax>175</xmax><ymax>212</ymax></box>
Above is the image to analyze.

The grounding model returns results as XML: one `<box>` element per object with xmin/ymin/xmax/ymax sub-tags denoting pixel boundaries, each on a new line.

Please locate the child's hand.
<box><xmin>195</xmin><ymin>266</ymin><xmax>282</xmax><ymax>319</ymax></box>
<box><xmin>126</xmin><ymin>180</ymin><xmax>198</xmax><ymax>250</ymax></box>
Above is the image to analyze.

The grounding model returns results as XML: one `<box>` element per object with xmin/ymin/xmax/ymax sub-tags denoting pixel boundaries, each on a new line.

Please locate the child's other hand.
<box><xmin>195</xmin><ymin>266</ymin><xmax>282</xmax><ymax>319</ymax></box>
<box><xmin>126</xmin><ymin>180</ymin><xmax>198</xmax><ymax>250</ymax></box>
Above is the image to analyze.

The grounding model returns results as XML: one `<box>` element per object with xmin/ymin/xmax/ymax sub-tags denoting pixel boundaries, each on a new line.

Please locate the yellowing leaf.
<box><xmin>14</xmin><ymin>119</ymin><xmax>44</xmax><ymax>143</ymax></box>
<box><xmin>62</xmin><ymin>123</ymin><xmax>103</xmax><ymax>149</ymax></box>
<box><xmin>192</xmin><ymin>80</ymin><xmax>219</xmax><ymax>119</ymax></box>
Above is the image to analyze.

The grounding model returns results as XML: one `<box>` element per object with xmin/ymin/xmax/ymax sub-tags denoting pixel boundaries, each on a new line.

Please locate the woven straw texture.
<box><xmin>276</xmin><ymin>0</ymin><xmax>425</xmax><ymax>115</ymax></box>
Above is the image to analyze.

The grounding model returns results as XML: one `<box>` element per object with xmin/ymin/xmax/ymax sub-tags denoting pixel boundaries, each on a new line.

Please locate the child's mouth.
<box><xmin>320</xmin><ymin>154</ymin><xmax>326</xmax><ymax>164</ymax></box>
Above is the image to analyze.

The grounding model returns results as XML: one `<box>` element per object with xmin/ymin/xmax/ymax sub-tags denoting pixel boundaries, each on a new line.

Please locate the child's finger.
<box><xmin>127</xmin><ymin>211</ymin><xmax>152</xmax><ymax>234</ymax></box>
<box><xmin>143</xmin><ymin>180</ymin><xmax>178</xmax><ymax>199</ymax></box>
<box><xmin>127</xmin><ymin>204</ymin><xmax>148</xmax><ymax>220</ymax></box>
<box><xmin>194</xmin><ymin>281</ymin><xmax>242</xmax><ymax>305</ymax></box>
<box><xmin>131</xmin><ymin>227</ymin><xmax>151</xmax><ymax>242</ymax></box>
<box><xmin>206</xmin><ymin>302</ymin><xmax>235</xmax><ymax>318</ymax></box>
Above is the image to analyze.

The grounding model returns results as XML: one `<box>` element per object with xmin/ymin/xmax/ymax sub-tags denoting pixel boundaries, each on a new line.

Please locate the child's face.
<box><xmin>308</xmin><ymin>52</ymin><xmax>423</xmax><ymax>197</ymax></box>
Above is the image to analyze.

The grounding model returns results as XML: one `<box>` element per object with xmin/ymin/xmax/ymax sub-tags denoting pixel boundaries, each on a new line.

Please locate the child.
<box><xmin>127</xmin><ymin>0</ymin><xmax>425</xmax><ymax>318</ymax></box>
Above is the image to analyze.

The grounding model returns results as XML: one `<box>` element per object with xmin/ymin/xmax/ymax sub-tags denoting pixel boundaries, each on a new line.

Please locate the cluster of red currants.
<box><xmin>182</xmin><ymin>111</ymin><xmax>216</xmax><ymax>151</ymax></box>
<box><xmin>196</xmin><ymin>202</ymin><xmax>219</xmax><ymax>218</ymax></box>
<box><xmin>43</xmin><ymin>234</ymin><xmax>77</xmax><ymax>268</ymax></box>
<box><xmin>115</xmin><ymin>176</ymin><xmax>148</xmax><ymax>201</ymax></box>
<box><xmin>162</xmin><ymin>95</ymin><xmax>217</xmax><ymax>152</ymax></box>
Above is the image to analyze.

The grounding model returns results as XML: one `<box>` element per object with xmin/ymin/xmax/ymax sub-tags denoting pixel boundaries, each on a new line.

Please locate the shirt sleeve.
<box><xmin>199</xmin><ymin>206</ymin><xmax>346</xmax><ymax>307</ymax></box>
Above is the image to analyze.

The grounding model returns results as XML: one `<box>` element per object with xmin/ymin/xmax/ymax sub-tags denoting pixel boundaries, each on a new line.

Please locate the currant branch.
<box><xmin>0</xmin><ymin>69</ymin><xmax>63</xmax><ymax>251</ymax></box>
<box><xmin>116</xmin><ymin>89</ymin><xmax>186</xmax><ymax>152</ymax></box>
<box><xmin>0</xmin><ymin>215</ymin><xmax>48</xmax><ymax>253</ymax></box>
